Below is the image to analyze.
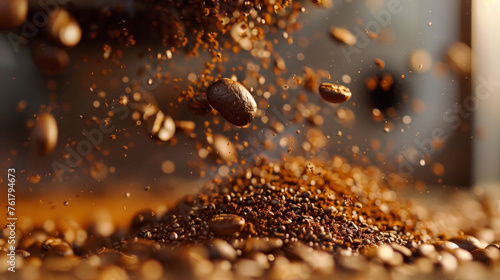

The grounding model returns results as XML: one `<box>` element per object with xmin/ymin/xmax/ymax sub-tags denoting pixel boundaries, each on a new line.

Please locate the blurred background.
<box><xmin>0</xmin><ymin>0</ymin><xmax>499</xmax><ymax>224</ymax></box>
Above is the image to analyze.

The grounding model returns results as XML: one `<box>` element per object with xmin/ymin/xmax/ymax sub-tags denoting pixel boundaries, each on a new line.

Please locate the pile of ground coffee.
<box><xmin>2</xmin><ymin>157</ymin><xmax>500</xmax><ymax>279</ymax></box>
<box><xmin>140</xmin><ymin>156</ymin><xmax>437</xmax><ymax>251</ymax></box>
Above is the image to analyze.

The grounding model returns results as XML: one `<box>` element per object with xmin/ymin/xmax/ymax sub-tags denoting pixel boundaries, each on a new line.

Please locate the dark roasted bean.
<box><xmin>31</xmin><ymin>41</ymin><xmax>70</xmax><ymax>74</ymax></box>
<box><xmin>206</xmin><ymin>78</ymin><xmax>257</xmax><ymax>126</ymax></box>
<box><xmin>209</xmin><ymin>214</ymin><xmax>245</xmax><ymax>236</ymax></box>
<box><xmin>318</xmin><ymin>83</ymin><xmax>352</xmax><ymax>104</ymax></box>
<box><xmin>32</xmin><ymin>111</ymin><xmax>58</xmax><ymax>155</ymax></box>
<box><xmin>448</xmin><ymin>236</ymin><xmax>482</xmax><ymax>252</ymax></box>
<box><xmin>471</xmin><ymin>249</ymin><xmax>497</xmax><ymax>265</ymax></box>
<box><xmin>207</xmin><ymin>239</ymin><xmax>237</xmax><ymax>261</ymax></box>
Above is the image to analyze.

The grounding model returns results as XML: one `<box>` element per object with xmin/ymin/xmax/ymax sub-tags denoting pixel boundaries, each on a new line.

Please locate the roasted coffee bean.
<box><xmin>390</xmin><ymin>243</ymin><xmax>412</xmax><ymax>259</ymax></box>
<box><xmin>32</xmin><ymin>112</ymin><xmax>58</xmax><ymax>155</ymax></box>
<box><xmin>46</xmin><ymin>8</ymin><xmax>82</xmax><ymax>47</ymax></box>
<box><xmin>330</xmin><ymin>27</ymin><xmax>357</xmax><ymax>46</ymax></box>
<box><xmin>169</xmin><ymin>232</ymin><xmax>179</xmax><ymax>240</ymax></box>
<box><xmin>471</xmin><ymin>249</ymin><xmax>495</xmax><ymax>265</ymax></box>
<box><xmin>120</xmin><ymin>239</ymin><xmax>161</xmax><ymax>258</ymax></box>
<box><xmin>42</xmin><ymin>238</ymin><xmax>74</xmax><ymax>257</ymax></box>
<box><xmin>288</xmin><ymin>243</ymin><xmax>334</xmax><ymax>274</ymax></box>
<box><xmin>448</xmin><ymin>236</ymin><xmax>482</xmax><ymax>252</ymax></box>
<box><xmin>209</xmin><ymin>214</ymin><xmax>245</xmax><ymax>236</ymax></box>
<box><xmin>416</xmin><ymin>244</ymin><xmax>438</xmax><ymax>260</ymax></box>
<box><xmin>318</xmin><ymin>83</ymin><xmax>352</xmax><ymax>104</ymax></box>
<box><xmin>245</xmin><ymin>237</ymin><xmax>283</xmax><ymax>253</ymax></box>
<box><xmin>337</xmin><ymin>253</ymin><xmax>368</xmax><ymax>272</ymax></box>
<box><xmin>146</xmin><ymin>111</ymin><xmax>176</xmax><ymax>142</ymax></box>
<box><xmin>31</xmin><ymin>41</ymin><xmax>70</xmax><ymax>74</ymax></box>
<box><xmin>174</xmin><ymin>120</ymin><xmax>196</xmax><ymax>134</ymax></box>
<box><xmin>206</xmin><ymin>78</ymin><xmax>257</xmax><ymax>126</ymax></box>
<box><xmin>437</xmin><ymin>251</ymin><xmax>458</xmax><ymax>273</ymax></box>
<box><xmin>187</xmin><ymin>95</ymin><xmax>212</xmax><ymax>115</ymax></box>
<box><xmin>213</xmin><ymin>134</ymin><xmax>237</xmax><ymax>162</ymax></box>
<box><xmin>451</xmin><ymin>248</ymin><xmax>473</xmax><ymax>262</ymax></box>
<box><xmin>0</xmin><ymin>0</ymin><xmax>28</xmax><ymax>30</ymax></box>
<box><xmin>432</xmin><ymin>241</ymin><xmax>459</xmax><ymax>252</ymax></box>
<box><xmin>207</xmin><ymin>239</ymin><xmax>237</xmax><ymax>261</ymax></box>
<box><xmin>16</xmin><ymin>250</ymin><xmax>31</xmax><ymax>258</ymax></box>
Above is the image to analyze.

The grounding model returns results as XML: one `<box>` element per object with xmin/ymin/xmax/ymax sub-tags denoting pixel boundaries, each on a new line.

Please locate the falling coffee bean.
<box><xmin>31</xmin><ymin>41</ymin><xmax>70</xmax><ymax>75</ymax></box>
<box><xmin>209</xmin><ymin>214</ymin><xmax>245</xmax><ymax>236</ymax></box>
<box><xmin>318</xmin><ymin>83</ymin><xmax>352</xmax><ymax>104</ymax></box>
<box><xmin>0</xmin><ymin>0</ymin><xmax>28</xmax><ymax>30</ymax></box>
<box><xmin>32</xmin><ymin>112</ymin><xmax>58</xmax><ymax>155</ymax></box>
<box><xmin>187</xmin><ymin>95</ymin><xmax>212</xmax><ymax>115</ymax></box>
<box><xmin>330</xmin><ymin>27</ymin><xmax>357</xmax><ymax>46</ymax></box>
<box><xmin>46</xmin><ymin>8</ymin><xmax>82</xmax><ymax>48</ymax></box>
<box><xmin>206</xmin><ymin>78</ymin><xmax>257</xmax><ymax>126</ymax></box>
<box><xmin>145</xmin><ymin>110</ymin><xmax>176</xmax><ymax>142</ymax></box>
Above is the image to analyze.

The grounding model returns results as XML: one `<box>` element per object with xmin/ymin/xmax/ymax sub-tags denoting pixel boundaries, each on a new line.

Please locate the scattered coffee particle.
<box><xmin>374</xmin><ymin>58</ymin><xmax>385</xmax><ymax>69</ymax></box>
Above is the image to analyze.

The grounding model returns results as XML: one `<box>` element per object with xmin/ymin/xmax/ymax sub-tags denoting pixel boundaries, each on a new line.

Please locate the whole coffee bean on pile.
<box><xmin>206</xmin><ymin>78</ymin><xmax>257</xmax><ymax>126</ymax></box>
<box><xmin>209</xmin><ymin>214</ymin><xmax>245</xmax><ymax>236</ymax></box>
<box><xmin>318</xmin><ymin>83</ymin><xmax>352</xmax><ymax>104</ymax></box>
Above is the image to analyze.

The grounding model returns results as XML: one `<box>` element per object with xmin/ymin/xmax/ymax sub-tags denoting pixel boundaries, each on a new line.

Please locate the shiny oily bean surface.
<box><xmin>206</xmin><ymin>78</ymin><xmax>257</xmax><ymax>126</ymax></box>
<box><xmin>209</xmin><ymin>214</ymin><xmax>245</xmax><ymax>236</ymax></box>
<box><xmin>318</xmin><ymin>83</ymin><xmax>352</xmax><ymax>104</ymax></box>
